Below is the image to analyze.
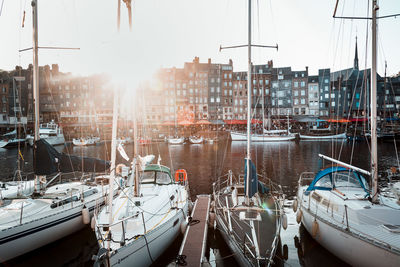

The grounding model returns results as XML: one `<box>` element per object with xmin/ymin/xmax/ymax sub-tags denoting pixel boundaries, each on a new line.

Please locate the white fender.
<box><xmin>180</xmin><ymin>219</ymin><xmax>188</xmax><ymax>235</ymax></box>
<box><xmin>91</xmin><ymin>216</ymin><xmax>96</xmax><ymax>230</ymax></box>
<box><xmin>82</xmin><ymin>206</ymin><xmax>90</xmax><ymax>225</ymax></box>
<box><xmin>282</xmin><ymin>213</ymin><xmax>288</xmax><ymax>230</ymax></box>
<box><xmin>296</xmin><ymin>210</ymin><xmax>302</xmax><ymax>224</ymax></box>
<box><xmin>292</xmin><ymin>199</ymin><xmax>298</xmax><ymax>212</ymax></box>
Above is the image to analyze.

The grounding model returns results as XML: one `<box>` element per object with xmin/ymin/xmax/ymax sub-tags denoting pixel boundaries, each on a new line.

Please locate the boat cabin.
<box><xmin>140</xmin><ymin>164</ymin><xmax>173</xmax><ymax>185</ymax></box>
<box><xmin>305</xmin><ymin>166</ymin><xmax>370</xmax><ymax>197</ymax></box>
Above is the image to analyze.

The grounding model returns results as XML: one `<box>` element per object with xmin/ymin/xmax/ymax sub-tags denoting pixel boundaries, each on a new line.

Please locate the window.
<box><xmin>211</xmin><ymin>87</ymin><xmax>215</xmax><ymax>93</ymax></box>
<box><xmin>210</xmin><ymin>97</ymin><xmax>215</xmax><ymax>103</ymax></box>
<box><xmin>301</xmin><ymin>90</ymin><xmax>305</xmax><ymax>96</ymax></box>
<box><xmin>301</xmin><ymin>81</ymin><xmax>305</xmax><ymax>87</ymax></box>
<box><xmin>325</xmin><ymin>86</ymin><xmax>328</xmax><ymax>91</ymax></box>
<box><xmin>301</xmin><ymin>98</ymin><xmax>305</xmax><ymax>104</ymax></box>
<box><xmin>294</xmin><ymin>82</ymin><xmax>299</xmax><ymax>87</ymax></box>
<box><xmin>216</xmin><ymin>97</ymin><xmax>220</xmax><ymax>103</ymax></box>
<box><xmin>294</xmin><ymin>99</ymin><xmax>299</xmax><ymax>105</ymax></box>
<box><xmin>294</xmin><ymin>90</ymin><xmax>299</xmax><ymax>96</ymax></box>
<box><xmin>278</xmin><ymin>100</ymin><xmax>283</xmax><ymax>105</ymax></box>
<box><xmin>356</xmin><ymin>93</ymin><xmax>360</xmax><ymax>99</ymax></box>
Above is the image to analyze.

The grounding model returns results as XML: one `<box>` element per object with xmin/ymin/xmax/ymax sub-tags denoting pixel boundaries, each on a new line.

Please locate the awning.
<box><xmin>178</xmin><ymin>120</ymin><xmax>194</xmax><ymax>126</ymax></box>
<box><xmin>196</xmin><ymin>120</ymin><xmax>212</xmax><ymax>125</ymax></box>
<box><xmin>251</xmin><ymin>119</ymin><xmax>262</xmax><ymax>124</ymax></box>
<box><xmin>161</xmin><ymin>121</ymin><xmax>175</xmax><ymax>126</ymax></box>
<box><xmin>351</xmin><ymin>117</ymin><xmax>368</xmax><ymax>122</ymax></box>
<box><xmin>224</xmin><ymin>120</ymin><xmax>247</xmax><ymax>125</ymax></box>
<box><xmin>327</xmin><ymin>119</ymin><xmax>351</xmax><ymax>123</ymax></box>
<box><xmin>210</xmin><ymin>120</ymin><xmax>225</xmax><ymax>125</ymax></box>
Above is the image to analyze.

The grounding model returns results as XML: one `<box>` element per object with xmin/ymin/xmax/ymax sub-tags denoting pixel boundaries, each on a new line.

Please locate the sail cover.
<box><xmin>244</xmin><ymin>159</ymin><xmax>258</xmax><ymax>198</ymax></box>
<box><xmin>34</xmin><ymin>139</ymin><xmax>110</xmax><ymax>175</ymax></box>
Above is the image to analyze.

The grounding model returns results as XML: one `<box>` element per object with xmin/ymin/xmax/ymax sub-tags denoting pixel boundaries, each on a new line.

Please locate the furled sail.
<box><xmin>34</xmin><ymin>139</ymin><xmax>110</xmax><ymax>175</ymax></box>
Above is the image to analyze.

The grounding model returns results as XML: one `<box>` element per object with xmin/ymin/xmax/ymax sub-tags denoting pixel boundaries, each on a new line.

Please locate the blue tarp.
<box><xmin>244</xmin><ymin>159</ymin><xmax>258</xmax><ymax>198</ymax></box>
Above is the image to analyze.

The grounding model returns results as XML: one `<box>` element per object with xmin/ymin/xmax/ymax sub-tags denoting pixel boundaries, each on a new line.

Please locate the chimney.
<box><xmin>268</xmin><ymin>60</ymin><xmax>273</xmax><ymax>68</ymax></box>
<box><xmin>208</xmin><ymin>58</ymin><xmax>211</xmax><ymax>65</ymax></box>
<box><xmin>305</xmin><ymin>66</ymin><xmax>309</xmax><ymax>74</ymax></box>
<box><xmin>229</xmin><ymin>59</ymin><xmax>233</xmax><ymax>66</ymax></box>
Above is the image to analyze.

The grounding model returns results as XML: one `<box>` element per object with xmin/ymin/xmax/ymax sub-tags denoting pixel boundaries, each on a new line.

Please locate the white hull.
<box><xmin>107</xmin><ymin>204</ymin><xmax>187</xmax><ymax>267</ymax></box>
<box><xmin>300</xmin><ymin>205</ymin><xmax>400</xmax><ymax>267</ymax></box>
<box><xmin>168</xmin><ymin>137</ymin><xmax>185</xmax><ymax>144</ymax></box>
<box><xmin>0</xmin><ymin>182</ymin><xmax>108</xmax><ymax>261</ymax></box>
<box><xmin>0</xmin><ymin>139</ymin><xmax>26</xmax><ymax>148</ymax></box>
<box><xmin>27</xmin><ymin>135</ymin><xmax>65</xmax><ymax>146</ymax></box>
<box><xmin>72</xmin><ymin>137</ymin><xmax>100</xmax><ymax>146</ymax></box>
<box><xmin>189</xmin><ymin>136</ymin><xmax>203</xmax><ymax>144</ymax></box>
<box><xmin>230</xmin><ymin>131</ymin><xmax>295</xmax><ymax>142</ymax></box>
<box><xmin>299</xmin><ymin>132</ymin><xmax>346</xmax><ymax>140</ymax></box>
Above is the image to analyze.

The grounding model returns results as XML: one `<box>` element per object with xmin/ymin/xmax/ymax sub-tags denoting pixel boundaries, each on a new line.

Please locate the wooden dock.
<box><xmin>177</xmin><ymin>195</ymin><xmax>211</xmax><ymax>267</ymax></box>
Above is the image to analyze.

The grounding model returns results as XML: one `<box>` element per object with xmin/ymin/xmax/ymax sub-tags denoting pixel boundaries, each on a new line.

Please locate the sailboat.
<box><xmin>0</xmin><ymin>1</ymin><xmax>114</xmax><ymax>261</ymax></box>
<box><xmin>72</xmin><ymin>136</ymin><xmax>101</xmax><ymax>146</ymax></box>
<box><xmin>295</xmin><ymin>2</ymin><xmax>400</xmax><ymax>266</ymax></box>
<box><xmin>230</xmin><ymin>72</ymin><xmax>295</xmax><ymax>142</ymax></box>
<box><xmin>213</xmin><ymin>1</ymin><xmax>284</xmax><ymax>265</ymax></box>
<box><xmin>26</xmin><ymin>120</ymin><xmax>65</xmax><ymax>146</ymax></box>
<box><xmin>93</xmin><ymin>94</ymin><xmax>190</xmax><ymax>266</ymax></box>
<box><xmin>0</xmin><ymin>131</ymin><xmax>26</xmax><ymax>148</ymax></box>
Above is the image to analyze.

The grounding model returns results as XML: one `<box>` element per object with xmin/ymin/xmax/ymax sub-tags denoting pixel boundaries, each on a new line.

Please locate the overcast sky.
<box><xmin>1</xmin><ymin>0</ymin><xmax>399</xmax><ymax>89</ymax></box>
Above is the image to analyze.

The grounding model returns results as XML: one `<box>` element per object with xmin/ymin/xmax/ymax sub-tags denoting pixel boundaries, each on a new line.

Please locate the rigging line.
<box><xmin>0</xmin><ymin>0</ymin><xmax>4</xmax><ymax>17</ymax></box>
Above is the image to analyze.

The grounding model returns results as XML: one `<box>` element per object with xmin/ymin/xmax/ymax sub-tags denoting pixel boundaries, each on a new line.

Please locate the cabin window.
<box><xmin>333</xmin><ymin>172</ymin><xmax>361</xmax><ymax>188</ymax></box>
<box><xmin>314</xmin><ymin>175</ymin><xmax>332</xmax><ymax>189</ymax></box>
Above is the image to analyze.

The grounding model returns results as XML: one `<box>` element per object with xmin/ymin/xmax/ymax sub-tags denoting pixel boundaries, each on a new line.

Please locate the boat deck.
<box><xmin>178</xmin><ymin>195</ymin><xmax>211</xmax><ymax>267</ymax></box>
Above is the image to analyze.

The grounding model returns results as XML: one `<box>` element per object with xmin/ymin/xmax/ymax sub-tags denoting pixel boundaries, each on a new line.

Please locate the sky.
<box><xmin>1</xmin><ymin>0</ymin><xmax>399</xmax><ymax>90</ymax></box>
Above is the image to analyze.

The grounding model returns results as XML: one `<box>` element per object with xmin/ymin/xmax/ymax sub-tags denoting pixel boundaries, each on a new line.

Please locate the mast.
<box><xmin>31</xmin><ymin>0</ymin><xmax>42</xmax><ymax>194</ymax></box>
<box><xmin>107</xmin><ymin>87</ymin><xmax>118</xmax><ymax>249</ymax></box>
<box><xmin>371</xmin><ymin>0</ymin><xmax>378</xmax><ymax>202</ymax></box>
<box><xmin>133</xmin><ymin>96</ymin><xmax>140</xmax><ymax>197</ymax></box>
<box><xmin>245</xmin><ymin>0</ymin><xmax>252</xmax><ymax>202</ymax></box>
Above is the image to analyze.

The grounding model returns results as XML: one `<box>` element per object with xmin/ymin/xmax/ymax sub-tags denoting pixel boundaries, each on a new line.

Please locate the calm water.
<box><xmin>1</xmin><ymin>139</ymin><xmax>399</xmax><ymax>266</ymax></box>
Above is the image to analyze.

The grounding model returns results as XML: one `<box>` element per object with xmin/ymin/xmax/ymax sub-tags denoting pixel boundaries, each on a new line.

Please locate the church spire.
<box><xmin>354</xmin><ymin>36</ymin><xmax>359</xmax><ymax>70</ymax></box>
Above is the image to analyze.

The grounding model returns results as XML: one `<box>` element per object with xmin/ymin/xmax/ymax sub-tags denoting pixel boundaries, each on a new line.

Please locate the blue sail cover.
<box><xmin>244</xmin><ymin>159</ymin><xmax>258</xmax><ymax>198</ymax></box>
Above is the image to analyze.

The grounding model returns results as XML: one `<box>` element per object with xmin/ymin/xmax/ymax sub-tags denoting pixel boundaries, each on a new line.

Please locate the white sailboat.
<box><xmin>93</xmin><ymin>94</ymin><xmax>190</xmax><ymax>267</ymax></box>
<box><xmin>189</xmin><ymin>135</ymin><xmax>204</xmax><ymax>144</ymax></box>
<box><xmin>0</xmin><ymin>1</ymin><xmax>114</xmax><ymax>261</ymax></box>
<box><xmin>72</xmin><ymin>136</ymin><xmax>101</xmax><ymax>146</ymax></box>
<box><xmin>213</xmin><ymin>1</ymin><xmax>284</xmax><ymax>265</ymax></box>
<box><xmin>26</xmin><ymin>120</ymin><xmax>65</xmax><ymax>146</ymax></box>
<box><xmin>295</xmin><ymin>2</ymin><xmax>400</xmax><ymax>266</ymax></box>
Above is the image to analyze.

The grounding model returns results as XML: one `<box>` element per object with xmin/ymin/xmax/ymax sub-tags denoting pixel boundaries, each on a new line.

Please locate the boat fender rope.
<box><xmin>175</xmin><ymin>255</ymin><xmax>187</xmax><ymax>266</ymax></box>
<box><xmin>143</xmin><ymin>234</ymin><xmax>155</xmax><ymax>263</ymax></box>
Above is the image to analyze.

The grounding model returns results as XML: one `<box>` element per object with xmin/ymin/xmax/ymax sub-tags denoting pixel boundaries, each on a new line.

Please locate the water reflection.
<box><xmin>1</xmin><ymin>140</ymin><xmax>399</xmax><ymax>266</ymax></box>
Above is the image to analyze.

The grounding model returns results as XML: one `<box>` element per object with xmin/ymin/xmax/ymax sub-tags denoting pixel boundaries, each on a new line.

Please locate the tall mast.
<box><xmin>245</xmin><ymin>0</ymin><xmax>252</xmax><ymax>202</ymax></box>
<box><xmin>107</xmin><ymin>87</ymin><xmax>118</xmax><ymax>249</ymax></box>
<box><xmin>371</xmin><ymin>0</ymin><xmax>378</xmax><ymax>202</ymax></box>
<box><xmin>32</xmin><ymin>0</ymin><xmax>39</xmax><ymax>141</ymax></box>
<box><xmin>31</xmin><ymin>0</ymin><xmax>42</xmax><ymax>194</ymax></box>
<box><xmin>133</xmin><ymin>96</ymin><xmax>140</xmax><ymax>197</ymax></box>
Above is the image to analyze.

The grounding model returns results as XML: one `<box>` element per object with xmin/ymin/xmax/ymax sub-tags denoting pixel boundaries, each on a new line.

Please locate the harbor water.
<box><xmin>1</xmin><ymin>139</ymin><xmax>398</xmax><ymax>266</ymax></box>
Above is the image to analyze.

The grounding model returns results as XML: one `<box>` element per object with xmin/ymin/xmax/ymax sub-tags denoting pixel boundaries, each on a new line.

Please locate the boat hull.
<box><xmin>0</xmin><ymin>198</ymin><xmax>102</xmax><ymax>261</ymax></box>
<box><xmin>27</xmin><ymin>136</ymin><xmax>65</xmax><ymax>146</ymax></box>
<box><xmin>108</xmin><ymin>204</ymin><xmax>188</xmax><ymax>267</ymax></box>
<box><xmin>300</xmin><ymin>205</ymin><xmax>400</xmax><ymax>267</ymax></box>
<box><xmin>299</xmin><ymin>132</ymin><xmax>346</xmax><ymax>140</ymax></box>
<box><xmin>230</xmin><ymin>132</ymin><xmax>295</xmax><ymax>142</ymax></box>
<box><xmin>168</xmin><ymin>137</ymin><xmax>184</xmax><ymax>144</ymax></box>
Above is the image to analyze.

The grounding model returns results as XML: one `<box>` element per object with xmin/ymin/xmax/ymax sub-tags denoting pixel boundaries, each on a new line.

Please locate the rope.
<box><xmin>175</xmin><ymin>254</ymin><xmax>187</xmax><ymax>266</ymax></box>
<box><xmin>143</xmin><ymin>234</ymin><xmax>155</xmax><ymax>263</ymax></box>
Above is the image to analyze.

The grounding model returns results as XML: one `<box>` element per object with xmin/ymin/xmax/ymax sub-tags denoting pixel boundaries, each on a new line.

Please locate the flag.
<box><xmin>244</xmin><ymin>159</ymin><xmax>258</xmax><ymax>198</ymax></box>
<box><xmin>118</xmin><ymin>144</ymin><xmax>129</xmax><ymax>161</ymax></box>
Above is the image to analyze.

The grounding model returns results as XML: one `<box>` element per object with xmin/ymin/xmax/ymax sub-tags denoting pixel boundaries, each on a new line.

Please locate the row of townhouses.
<box><xmin>1</xmin><ymin>42</ymin><xmax>400</xmax><ymax>134</ymax></box>
<box><xmin>0</xmin><ymin>64</ymin><xmax>114</xmax><ymax>136</ymax></box>
<box><xmin>139</xmin><ymin>45</ymin><xmax>400</xmax><ymax>125</ymax></box>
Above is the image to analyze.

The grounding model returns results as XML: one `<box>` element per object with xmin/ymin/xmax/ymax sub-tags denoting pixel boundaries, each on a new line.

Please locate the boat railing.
<box><xmin>298</xmin><ymin>172</ymin><xmax>315</xmax><ymax>187</ymax></box>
